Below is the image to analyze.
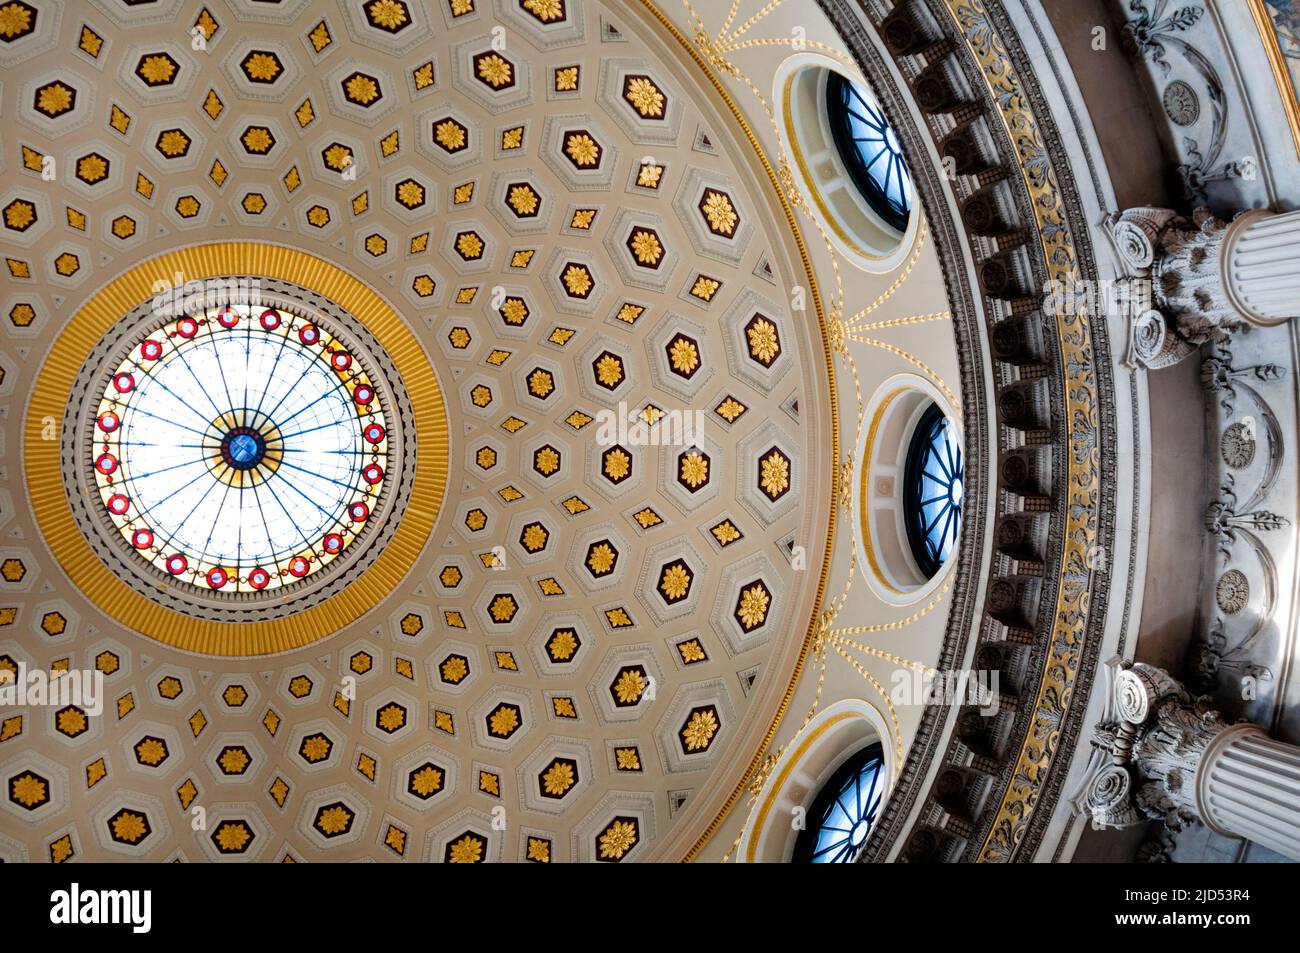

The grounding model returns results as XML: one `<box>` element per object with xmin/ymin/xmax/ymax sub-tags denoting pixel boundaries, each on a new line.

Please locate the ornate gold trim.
<box><xmin>629</xmin><ymin>1</ymin><xmax>840</xmax><ymax>863</ymax></box>
<box><xmin>941</xmin><ymin>0</ymin><xmax>1102</xmax><ymax>861</ymax></box>
<box><xmin>24</xmin><ymin>242</ymin><xmax>448</xmax><ymax>657</ymax></box>
<box><xmin>1247</xmin><ymin>0</ymin><xmax>1300</xmax><ymax>160</ymax></box>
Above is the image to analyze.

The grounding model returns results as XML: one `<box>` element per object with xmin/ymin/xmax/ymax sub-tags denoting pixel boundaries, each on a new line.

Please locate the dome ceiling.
<box><xmin>0</xmin><ymin>0</ymin><xmax>960</xmax><ymax>863</ymax></box>
<box><xmin>0</xmin><ymin>0</ymin><xmax>837</xmax><ymax>862</ymax></box>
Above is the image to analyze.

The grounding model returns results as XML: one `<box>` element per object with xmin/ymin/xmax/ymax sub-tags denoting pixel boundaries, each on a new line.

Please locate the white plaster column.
<box><xmin>1074</xmin><ymin>658</ymin><xmax>1300</xmax><ymax>862</ymax></box>
<box><xmin>1221</xmin><ymin>209</ymin><xmax>1300</xmax><ymax>327</ymax></box>
<box><xmin>1198</xmin><ymin>724</ymin><xmax>1300</xmax><ymax>860</ymax></box>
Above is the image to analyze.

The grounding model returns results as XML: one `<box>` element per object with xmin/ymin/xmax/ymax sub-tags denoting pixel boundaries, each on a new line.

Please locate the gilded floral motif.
<box><xmin>598</xmin><ymin>819</ymin><xmax>638</xmax><ymax>859</ymax></box>
<box><xmin>565</xmin><ymin>132</ymin><xmax>601</xmax><ymax>167</ymax></box>
<box><xmin>660</xmin><ymin>562</ymin><xmax>692</xmax><ymax>601</ymax></box>
<box><xmin>679</xmin><ymin>451</ymin><xmax>709</xmax><ymax>488</ymax></box>
<box><xmin>628</xmin><ymin>229</ymin><xmax>664</xmax><ymax>266</ymax></box>
<box><xmin>447</xmin><ymin>833</ymin><xmax>484</xmax><ymax>863</ymax></box>
<box><xmin>623</xmin><ymin>76</ymin><xmax>665</xmax><ymax>118</ymax></box>
<box><xmin>700</xmin><ymin>190</ymin><xmax>739</xmax><ymax>235</ymax></box>
<box><xmin>759</xmin><ymin>450</ymin><xmax>790</xmax><ymax>500</ymax></box>
<box><xmin>612</xmin><ymin>667</ymin><xmax>645</xmax><ymax>704</ymax></box>
<box><xmin>562</xmin><ymin>263</ymin><xmax>593</xmax><ymax>297</ymax></box>
<box><xmin>736</xmin><ymin>583</ymin><xmax>770</xmax><ymax>630</ymax></box>
<box><xmin>475</xmin><ymin>53</ymin><xmax>513</xmax><ymax>89</ymax></box>
<box><xmin>681</xmin><ymin>707</ymin><xmax>719</xmax><ymax>752</ymax></box>
<box><xmin>434</xmin><ymin>118</ymin><xmax>468</xmax><ymax>152</ymax></box>
<box><xmin>586</xmin><ymin>542</ymin><xmax>617</xmax><ymax>576</ymax></box>
<box><xmin>746</xmin><ymin>317</ymin><xmax>781</xmax><ymax>365</ymax></box>
<box><xmin>522</xmin><ymin>0</ymin><xmax>564</xmax><ymax>22</ymax></box>
<box><xmin>541</xmin><ymin>759</ymin><xmax>575</xmax><ymax>796</ymax></box>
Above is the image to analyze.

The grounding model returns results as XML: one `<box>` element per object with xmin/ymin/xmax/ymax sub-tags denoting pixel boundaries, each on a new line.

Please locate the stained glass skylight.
<box><xmin>89</xmin><ymin>301</ymin><xmax>390</xmax><ymax>594</ymax></box>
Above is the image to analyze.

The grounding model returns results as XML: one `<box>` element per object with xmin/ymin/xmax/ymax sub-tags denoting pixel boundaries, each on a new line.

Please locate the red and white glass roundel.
<box><xmin>89</xmin><ymin>301</ymin><xmax>392</xmax><ymax>595</ymax></box>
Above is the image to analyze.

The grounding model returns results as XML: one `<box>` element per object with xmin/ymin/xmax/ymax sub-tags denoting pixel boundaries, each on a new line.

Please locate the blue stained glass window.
<box><xmin>825</xmin><ymin>72</ymin><xmax>914</xmax><ymax>233</ymax></box>
<box><xmin>792</xmin><ymin>744</ymin><xmax>886</xmax><ymax>863</ymax></box>
<box><xmin>903</xmin><ymin>404</ymin><xmax>963</xmax><ymax>579</ymax></box>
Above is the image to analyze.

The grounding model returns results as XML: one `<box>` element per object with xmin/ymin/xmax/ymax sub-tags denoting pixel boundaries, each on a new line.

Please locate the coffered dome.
<box><xmin>0</xmin><ymin>0</ymin><xmax>942</xmax><ymax>863</ymax></box>
<box><xmin>0</xmin><ymin>0</ymin><xmax>1017</xmax><ymax>867</ymax></box>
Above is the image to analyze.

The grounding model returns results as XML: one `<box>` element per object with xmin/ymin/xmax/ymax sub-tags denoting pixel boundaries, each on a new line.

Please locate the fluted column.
<box><xmin>1199</xmin><ymin>726</ymin><xmax>1300</xmax><ymax>859</ymax></box>
<box><xmin>1073</xmin><ymin>657</ymin><xmax>1300</xmax><ymax>862</ymax></box>
<box><xmin>1221</xmin><ymin>209</ymin><xmax>1300</xmax><ymax>327</ymax></box>
<box><xmin>1105</xmin><ymin>206</ymin><xmax>1300</xmax><ymax>368</ymax></box>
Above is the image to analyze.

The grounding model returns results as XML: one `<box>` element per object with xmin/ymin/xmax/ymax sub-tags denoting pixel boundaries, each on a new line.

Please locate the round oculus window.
<box><xmin>67</xmin><ymin>282</ymin><xmax>414</xmax><ymax>622</ymax></box>
<box><xmin>902</xmin><ymin>403</ymin><xmax>963</xmax><ymax>580</ymax></box>
<box><xmin>777</xmin><ymin>59</ymin><xmax>920</xmax><ymax>271</ymax></box>
<box><xmin>791</xmin><ymin>743</ymin><xmax>886</xmax><ymax>864</ymax></box>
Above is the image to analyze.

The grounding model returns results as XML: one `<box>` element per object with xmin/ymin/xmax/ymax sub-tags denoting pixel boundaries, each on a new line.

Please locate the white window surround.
<box><xmin>773</xmin><ymin>52</ymin><xmax>920</xmax><ymax>274</ymax></box>
<box><xmin>736</xmin><ymin>699</ymin><xmax>893</xmax><ymax>863</ymax></box>
<box><xmin>856</xmin><ymin>373</ymin><xmax>962</xmax><ymax>606</ymax></box>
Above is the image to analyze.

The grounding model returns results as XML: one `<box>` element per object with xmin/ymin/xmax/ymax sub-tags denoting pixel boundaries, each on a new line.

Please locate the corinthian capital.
<box><xmin>1105</xmin><ymin>206</ymin><xmax>1291</xmax><ymax>369</ymax></box>
<box><xmin>1070</xmin><ymin>658</ymin><xmax>1229</xmax><ymax>828</ymax></box>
